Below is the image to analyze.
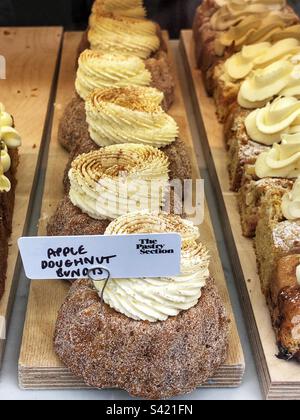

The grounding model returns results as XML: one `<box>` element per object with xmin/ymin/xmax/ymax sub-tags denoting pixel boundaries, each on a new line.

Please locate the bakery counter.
<box><xmin>0</xmin><ymin>41</ymin><xmax>262</xmax><ymax>400</ymax></box>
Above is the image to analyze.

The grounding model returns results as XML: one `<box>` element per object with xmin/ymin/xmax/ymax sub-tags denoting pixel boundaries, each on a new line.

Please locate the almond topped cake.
<box><xmin>54</xmin><ymin>212</ymin><xmax>229</xmax><ymax>399</ymax></box>
<box><xmin>0</xmin><ymin>103</ymin><xmax>21</xmax><ymax>299</ymax></box>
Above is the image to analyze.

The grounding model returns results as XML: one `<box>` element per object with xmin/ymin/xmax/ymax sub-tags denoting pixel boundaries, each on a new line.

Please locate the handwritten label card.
<box><xmin>18</xmin><ymin>234</ymin><xmax>182</xmax><ymax>280</ymax></box>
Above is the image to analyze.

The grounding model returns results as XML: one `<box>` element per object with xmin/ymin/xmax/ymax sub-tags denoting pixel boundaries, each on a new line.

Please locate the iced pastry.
<box><xmin>91</xmin><ymin>0</ymin><xmax>146</xmax><ymax>19</ymax></box>
<box><xmin>85</xmin><ymin>86</ymin><xmax>179</xmax><ymax>148</ymax></box>
<box><xmin>245</xmin><ymin>97</ymin><xmax>300</xmax><ymax>145</ymax></box>
<box><xmin>54</xmin><ymin>212</ymin><xmax>229</xmax><ymax>399</ymax></box>
<box><xmin>282</xmin><ymin>176</ymin><xmax>300</xmax><ymax>220</ymax></box>
<box><xmin>88</xmin><ymin>15</ymin><xmax>160</xmax><ymax>60</ymax></box>
<box><xmin>193</xmin><ymin>0</ymin><xmax>299</xmax><ymax>71</ymax></box>
<box><xmin>255</xmin><ymin>132</ymin><xmax>300</xmax><ymax>178</ymax></box>
<box><xmin>75</xmin><ymin>50</ymin><xmax>152</xmax><ymax>100</ymax></box>
<box><xmin>68</xmin><ymin>145</ymin><xmax>170</xmax><ymax>220</ymax></box>
<box><xmin>238</xmin><ymin>58</ymin><xmax>300</xmax><ymax>109</ymax></box>
<box><xmin>0</xmin><ymin>103</ymin><xmax>21</xmax><ymax>300</ymax></box>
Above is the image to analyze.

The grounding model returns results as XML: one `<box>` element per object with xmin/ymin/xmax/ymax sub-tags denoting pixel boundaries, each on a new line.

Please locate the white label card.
<box><xmin>18</xmin><ymin>234</ymin><xmax>182</xmax><ymax>280</ymax></box>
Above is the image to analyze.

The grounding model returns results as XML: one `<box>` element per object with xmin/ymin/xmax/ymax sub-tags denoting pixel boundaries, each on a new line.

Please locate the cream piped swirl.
<box><xmin>92</xmin><ymin>212</ymin><xmax>210</xmax><ymax>322</ymax></box>
<box><xmin>224</xmin><ymin>38</ymin><xmax>300</xmax><ymax>81</ymax></box>
<box><xmin>245</xmin><ymin>97</ymin><xmax>300</xmax><ymax>145</ymax></box>
<box><xmin>296</xmin><ymin>265</ymin><xmax>300</xmax><ymax>286</ymax></box>
<box><xmin>92</xmin><ymin>0</ymin><xmax>146</xmax><ymax>18</ymax></box>
<box><xmin>282</xmin><ymin>176</ymin><xmax>300</xmax><ymax>220</ymax></box>
<box><xmin>69</xmin><ymin>145</ymin><xmax>170</xmax><ymax>220</ymax></box>
<box><xmin>238</xmin><ymin>58</ymin><xmax>300</xmax><ymax>109</ymax></box>
<box><xmin>85</xmin><ymin>86</ymin><xmax>178</xmax><ymax>148</ymax></box>
<box><xmin>88</xmin><ymin>15</ymin><xmax>160</xmax><ymax>59</ymax></box>
<box><xmin>0</xmin><ymin>103</ymin><xmax>21</xmax><ymax>192</ymax></box>
<box><xmin>211</xmin><ymin>1</ymin><xmax>287</xmax><ymax>32</ymax></box>
<box><xmin>255</xmin><ymin>132</ymin><xmax>300</xmax><ymax>178</ymax></box>
<box><xmin>75</xmin><ymin>50</ymin><xmax>152</xmax><ymax>100</ymax></box>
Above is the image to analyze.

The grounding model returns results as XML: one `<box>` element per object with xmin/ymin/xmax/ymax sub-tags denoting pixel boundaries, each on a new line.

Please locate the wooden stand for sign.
<box><xmin>18</xmin><ymin>32</ymin><xmax>245</xmax><ymax>392</ymax></box>
<box><xmin>0</xmin><ymin>27</ymin><xmax>62</xmax><ymax>366</ymax></box>
<box><xmin>180</xmin><ymin>29</ymin><xmax>300</xmax><ymax>400</ymax></box>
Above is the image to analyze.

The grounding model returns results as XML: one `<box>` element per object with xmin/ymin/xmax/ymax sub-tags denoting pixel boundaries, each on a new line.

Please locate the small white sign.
<box><xmin>18</xmin><ymin>234</ymin><xmax>182</xmax><ymax>280</ymax></box>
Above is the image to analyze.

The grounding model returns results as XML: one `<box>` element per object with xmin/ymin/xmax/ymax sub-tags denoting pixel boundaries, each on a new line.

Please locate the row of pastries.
<box><xmin>193</xmin><ymin>0</ymin><xmax>300</xmax><ymax>361</ymax></box>
<box><xmin>0</xmin><ymin>105</ymin><xmax>21</xmax><ymax>300</ymax></box>
<box><xmin>48</xmin><ymin>0</ymin><xmax>230</xmax><ymax>400</ymax></box>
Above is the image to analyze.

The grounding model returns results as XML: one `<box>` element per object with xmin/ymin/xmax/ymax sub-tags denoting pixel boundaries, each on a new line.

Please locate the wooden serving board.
<box><xmin>180</xmin><ymin>29</ymin><xmax>300</xmax><ymax>400</ymax></box>
<box><xmin>18</xmin><ymin>32</ymin><xmax>245</xmax><ymax>393</ymax></box>
<box><xmin>0</xmin><ymin>27</ymin><xmax>62</xmax><ymax>365</ymax></box>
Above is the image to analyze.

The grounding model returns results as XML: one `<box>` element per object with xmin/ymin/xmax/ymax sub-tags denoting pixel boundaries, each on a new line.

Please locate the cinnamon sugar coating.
<box><xmin>54</xmin><ymin>277</ymin><xmax>229</xmax><ymax>399</ymax></box>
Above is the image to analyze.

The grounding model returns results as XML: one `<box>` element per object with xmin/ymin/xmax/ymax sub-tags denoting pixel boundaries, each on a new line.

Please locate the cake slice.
<box><xmin>54</xmin><ymin>212</ymin><xmax>229</xmax><ymax>399</ymax></box>
<box><xmin>255</xmin><ymin>176</ymin><xmax>300</xmax><ymax>295</ymax></box>
<box><xmin>226</xmin><ymin>98</ymin><xmax>300</xmax><ymax>191</ymax></box>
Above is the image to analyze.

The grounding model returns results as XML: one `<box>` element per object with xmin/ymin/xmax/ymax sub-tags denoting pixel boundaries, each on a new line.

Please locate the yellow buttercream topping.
<box><xmin>92</xmin><ymin>0</ymin><xmax>146</xmax><ymax>18</ymax></box>
<box><xmin>225</xmin><ymin>38</ymin><xmax>300</xmax><ymax>81</ymax></box>
<box><xmin>245</xmin><ymin>97</ymin><xmax>300</xmax><ymax>145</ymax></box>
<box><xmin>255</xmin><ymin>132</ymin><xmax>300</xmax><ymax>178</ymax></box>
<box><xmin>238</xmin><ymin>58</ymin><xmax>300</xmax><ymax>109</ymax></box>
<box><xmin>93</xmin><ymin>212</ymin><xmax>210</xmax><ymax>322</ymax></box>
<box><xmin>75</xmin><ymin>50</ymin><xmax>152</xmax><ymax>100</ymax></box>
<box><xmin>282</xmin><ymin>176</ymin><xmax>300</xmax><ymax>220</ymax></box>
<box><xmin>215</xmin><ymin>11</ymin><xmax>297</xmax><ymax>56</ymax></box>
<box><xmin>69</xmin><ymin>145</ymin><xmax>170</xmax><ymax>220</ymax></box>
<box><xmin>85</xmin><ymin>86</ymin><xmax>178</xmax><ymax>148</ymax></box>
<box><xmin>88</xmin><ymin>15</ymin><xmax>160</xmax><ymax>59</ymax></box>
<box><xmin>0</xmin><ymin>103</ymin><xmax>21</xmax><ymax>193</ymax></box>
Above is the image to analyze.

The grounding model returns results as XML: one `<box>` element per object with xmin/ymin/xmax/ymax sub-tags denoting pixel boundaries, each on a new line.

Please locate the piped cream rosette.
<box><xmin>88</xmin><ymin>15</ymin><xmax>160</xmax><ymax>60</ymax></box>
<box><xmin>211</xmin><ymin>0</ymin><xmax>286</xmax><ymax>32</ymax></box>
<box><xmin>75</xmin><ymin>50</ymin><xmax>152</xmax><ymax>100</ymax></box>
<box><xmin>215</xmin><ymin>12</ymin><xmax>299</xmax><ymax>56</ymax></box>
<box><xmin>238</xmin><ymin>58</ymin><xmax>300</xmax><ymax>109</ymax></box>
<box><xmin>224</xmin><ymin>38</ymin><xmax>300</xmax><ymax>81</ymax></box>
<box><xmin>92</xmin><ymin>212</ymin><xmax>210</xmax><ymax>323</ymax></box>
<box><xmin>92</xmin><ymin>0</ymin><xmax>146</xmax><ymax>19</ymax></box>
<box><xmin>85</xmin><ymin>86</ymin><xmax>178</xmax><ymax>148</ymax></box>
<box><xmin>245</xmin><ymin>97</ymin><xmax>300</xmax><ymax>145</ymax></box>
<box><xmin>69</xmin><ymin>145</ymin><xmax>170</xmax><ymax>220</ymax></box>
<box><xmin>0</xmin><ymin>103</ymin><xmax>21</xmax><ymax>192</ymax></box>
<box><xmin>255</xmin><ymin>132</ymin><xmax>300</xmax><ymax>178</ymax></box>
<box><xmin>282</xmin><ymin>176</ymin><xmax>300</xmax><ymax>220</ymax></box>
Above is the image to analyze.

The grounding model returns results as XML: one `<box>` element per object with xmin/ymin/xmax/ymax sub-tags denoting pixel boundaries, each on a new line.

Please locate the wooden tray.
<box><xmin>0</xmin><ymin>27</ymin><xmax>62</xmax><ymax>366</ymax></box>
<box><xmin>180</xmin><ymin>29</ymin><xmax>300</xmax><ymax>400</ymax></box>
<box><xmin>18</xmin><ymin>32</ymin><xmax>245</xmax><ymax>393</ymax></box>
